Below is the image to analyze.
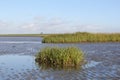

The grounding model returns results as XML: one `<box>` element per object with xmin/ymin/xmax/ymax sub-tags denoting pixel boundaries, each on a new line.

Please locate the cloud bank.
<box><xmin>0</xmin><ymin>17</ymin><xmax>106</xmax><ymax>34</ymax></box>
<box><xmin>18</xmin><ymin>17</ymin><xmax>102</xmax><ymax>34</ymax></box>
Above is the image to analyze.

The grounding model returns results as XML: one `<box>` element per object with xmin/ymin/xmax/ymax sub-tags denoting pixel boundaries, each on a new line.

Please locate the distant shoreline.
<box><xmin>0</xmin><ymin>32</ymin><xmax>120</xmax><ymax>43</ymax></box>
<box><xmin>0</xmin><ymin>34</ymin><xmax>48</xmax><ymax>37</ymax></box>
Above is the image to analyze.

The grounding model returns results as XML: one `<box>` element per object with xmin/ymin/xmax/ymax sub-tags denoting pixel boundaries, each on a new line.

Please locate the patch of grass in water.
<box><xmin>35</xmin><ymin>47</ymin><xmax>84</xmax><ymax>69</ymax></box>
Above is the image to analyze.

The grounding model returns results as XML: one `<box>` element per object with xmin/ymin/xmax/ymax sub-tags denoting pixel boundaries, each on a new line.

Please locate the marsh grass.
<box><xmin>35</xmin><ymin>47</ymin><xmax>84</xmax><ymax>68</ymax></box>
<box><xmin>42</xmin><ymin>32</ymin><xmax>120</xmax><ymax>43</ymax></box>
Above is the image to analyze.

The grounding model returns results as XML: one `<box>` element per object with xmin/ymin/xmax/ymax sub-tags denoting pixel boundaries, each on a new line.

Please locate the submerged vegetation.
<box><xmin>35</xmin><ymin>47</ymin><xmax>84</xmax><ymax>68</ymax></box>
<box><xmin>42</xmin><ymin>32</ymin><xmax>120</xmax><ymax>43</ymax></box>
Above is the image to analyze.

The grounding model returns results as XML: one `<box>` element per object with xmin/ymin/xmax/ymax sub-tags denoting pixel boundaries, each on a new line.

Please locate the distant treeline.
<box><xmin>42</xmin><ymin>32</ymin><xmax>120</xmax><ymax>43</ymax></box>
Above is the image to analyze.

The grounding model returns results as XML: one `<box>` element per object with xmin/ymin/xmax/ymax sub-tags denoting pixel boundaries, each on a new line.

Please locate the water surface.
<box><xmin>0</xmin><ymin>37</ymin><xmax>120</xmax><ymax>80</ymax></box>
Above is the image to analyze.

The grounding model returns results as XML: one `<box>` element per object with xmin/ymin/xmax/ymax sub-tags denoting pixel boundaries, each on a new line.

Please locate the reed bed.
<box><xmin>35</xmin><ymin>47</ymin><xmax>84</xmax><ymax>68</ymax></box>
<box><xmin>42</xmin><ymin>32</ymin><xmax>120</xmax><ymax>43</ymax></box>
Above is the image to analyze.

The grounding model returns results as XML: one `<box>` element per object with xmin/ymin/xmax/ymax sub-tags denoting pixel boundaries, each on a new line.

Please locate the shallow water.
<box><xmin>0</xmin><ymin>37</ymin><xmax>120</xmax><ymax>80</ymax></box>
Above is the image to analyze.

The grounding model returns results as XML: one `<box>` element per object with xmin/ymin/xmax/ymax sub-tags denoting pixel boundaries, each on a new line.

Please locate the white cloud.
<box><xmin>19</xmin><ymin>17</ymin><xmax>103</xmax><ymax>33</ymax></box>
<box><xmin>0</xmin><ymin>17</ymin><xmax>104</xmax><ymax>34</ymax></box>
<box><xmin>0</xmin><ymin>20</ymin><xmax>9</xmax><ymax>27</ymax></box>
<box><xmin>74</xmin><ymin>24</ymin><xmax>102</xmax><ymax>33</ymax></box>
<box><xmin>21</xmin><ymin>23</ymin><xmax>38</xmax><ymax>31</ymax></box>
<box><xmin>0</xmin><ymin>20</ymin><xmax>12</xmax><ymax>34</ymax></box>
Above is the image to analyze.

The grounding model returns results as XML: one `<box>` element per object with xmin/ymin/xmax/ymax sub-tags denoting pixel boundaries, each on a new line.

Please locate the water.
<box><xmin>0</xmin><ymin>37</ymin><xmax>120</xmax><ymax>80</ymax></box>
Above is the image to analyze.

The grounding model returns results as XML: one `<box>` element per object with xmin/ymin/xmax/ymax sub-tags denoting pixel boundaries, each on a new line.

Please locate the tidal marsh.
<box><xmin>42</xmin><ymin>32</ymin><xmax>120</xmax><ymax>43</ymax></box>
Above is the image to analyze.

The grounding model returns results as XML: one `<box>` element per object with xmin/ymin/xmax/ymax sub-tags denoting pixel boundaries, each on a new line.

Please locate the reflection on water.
<box><xmin>0</xmin><ymin>55</ymin><xmax>83</xmax><ymax>80</ymax></box>
<box><xmin>83</xmin><ymin>61</ymin><xmax>101</xmax><ymax>69</ymax></box>
<box><xmin>0</xmin><ymin>55</ymin><xmax>119</xmax><ymax>80</ymax></box>
<box><xmin>0</xmin><ymin>55</ymin><xmax>37</xmax><ymax>80</ymax></box>
<box><xmin>0</xmin><ymin>37</ymin><xmax>120</xmax><ymax>80</ymax></box>
<box><xmin>36</xmin><ymin>61</ymin><xmax>82</xmax><ymax>71</ymax></box>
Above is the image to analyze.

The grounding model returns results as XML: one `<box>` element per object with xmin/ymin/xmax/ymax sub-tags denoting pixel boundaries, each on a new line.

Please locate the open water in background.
<box><xmin>0</xmin><ymin>37</ymin><xmax>120</xmax><ymax>80</ymax></box>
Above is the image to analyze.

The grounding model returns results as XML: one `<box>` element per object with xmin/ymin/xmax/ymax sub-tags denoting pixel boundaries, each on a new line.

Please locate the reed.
<box><xmin>35</xmin><ymin>47</ymin><xmax>84</xmax><ymax>68</ymax></box>
<box><xmin>42</xmin><ymin>32</ymin><xmax>120</xmax><ymax>43</ymax></box>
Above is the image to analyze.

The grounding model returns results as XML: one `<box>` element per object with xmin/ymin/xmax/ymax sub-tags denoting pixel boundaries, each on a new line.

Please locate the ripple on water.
<box><xmin>0</xmin><ymin>40</ymin><xmax>120</xmax><ymax>80</ymax></box>
<box><xmin>83</xmin><ymin>60</ymin><xmax>101</xmax><ymax>69</ymax></box>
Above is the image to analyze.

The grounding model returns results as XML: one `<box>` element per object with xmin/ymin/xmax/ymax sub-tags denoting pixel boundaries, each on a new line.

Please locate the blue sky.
<box><xmin>0</xmin><ymin>0</ymin><xmax>120</xmax><ymax>34</ymax></box>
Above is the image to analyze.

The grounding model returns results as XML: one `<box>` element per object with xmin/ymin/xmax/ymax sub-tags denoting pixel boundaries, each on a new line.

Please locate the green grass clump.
<box><xmin>42</xmin><ymin>32</ymin><xmax>120</xmax><ymax>43</ymax></box>
<box><xmin>35</xmin><ymin>47</ymin><xmax>84</xmax><ymax>68</ymax></box>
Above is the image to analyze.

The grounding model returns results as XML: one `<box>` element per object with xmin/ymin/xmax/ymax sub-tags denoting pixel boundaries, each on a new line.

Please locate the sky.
<box><xmin>0</xmin><ymin>0</ymin><xmax>120</xmax><ymax>34</ymax></box>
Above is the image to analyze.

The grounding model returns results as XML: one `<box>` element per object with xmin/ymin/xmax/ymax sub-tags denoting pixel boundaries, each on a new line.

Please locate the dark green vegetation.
<box><xmin>35</xmin><ymin>47</ymin><xmax>84</xmax><ymax>68</ymax></box>
<box><xmin>42</xmin><ymin>32</ymin><xmax>120</xmax><ymax>43</ymax></box>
